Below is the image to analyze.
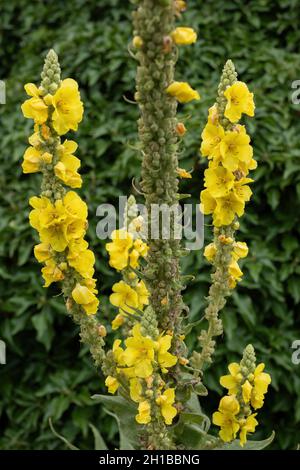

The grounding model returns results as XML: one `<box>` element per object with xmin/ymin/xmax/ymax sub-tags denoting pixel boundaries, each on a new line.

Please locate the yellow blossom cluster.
<box><xmin>200</xmin><ymin>82</ymin><xmax>256</xmax><ymax>226</ymax></box>
<box><xmin>22</xmin><ymin>72</ymin><xmax>99</xmax><ymax>315</ymax></box>
<box><xmin>213</xmin><ymin>360</ymin><xmax>271</xmax><ymax>446</ymax></box>
<box><xmin>106</xmin><ymin>229</ymin><xmax>148</xmax><ymax>271</ymax></box>
<box><xmin>106</xmin><ymin>226</ymin><xmax>149</xmax><ymax>330</ymax></box>
<box><xmin>21</xmin><ymin>79</ymin><xmax>83</xmax><ymax>135</ymax></box>
<box><xmin>105</xmin><ymin>324</ymin><xmax>178</xmax><ymax>426</ymax></box>
<box><xmin>204</xmin><ymin>240</ymin><xmax>248</xmax><ymax>289</ymax></box>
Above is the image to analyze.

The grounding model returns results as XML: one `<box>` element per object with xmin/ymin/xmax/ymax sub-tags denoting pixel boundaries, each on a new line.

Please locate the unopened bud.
<box><xmin>163</xmin><ymin>35</ymin><xmax>173</xmax><ymax>53</ymax></box>
<box><xmin>175</xmin><ymin>122</ymin><xmax>187</xmax><ymax>136</ymax></box>
<box><xmin>179</xmin><ymin>357</ymin><xmax>189</xmax><ymax>366</ymax></box>
<box><xmin>132</xmin><ymin>36</ymin><xmax>143</xmax><ymax>48</ymax></box>
<box><xmin>98</xmin><ymin>325</ymin><xmax>107</xmax><ymax>337</ymax></box>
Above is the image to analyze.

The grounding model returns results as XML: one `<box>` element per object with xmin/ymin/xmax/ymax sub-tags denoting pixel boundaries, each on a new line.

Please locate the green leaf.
<box><xmin>173</xmin><ymin>393</ymin><xmax>212</xmax><ymax>449</ymax></box>
<box><xmin>31</xmin><ymin>311</ymin><xmax>54</xmax><ymax>351</ymax></box>
<box><xmin>288</xmin><ymin>277</ymin><xmax>300</xmax><ymax>304</ymax></box>
<box><xmin>194</xmin><ymin>382</ymin><xmax>208</xmax><ymax>397</ymax></box>
<box><xmin>89</xmin><ymin>423</ymin><xmax>108</xmax><ymax>450</ymax></box>
<box><xmin>91</xmin><ymin>394</ymin><xmax>138</xmax><ymax>450</ymax></box>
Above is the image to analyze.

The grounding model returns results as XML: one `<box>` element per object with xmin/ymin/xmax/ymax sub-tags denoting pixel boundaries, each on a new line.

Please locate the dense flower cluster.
<box><xmin>213</xmin><ymin>345</ymin><xmax>271</xmax><ymax>446</ymax></box>
<box><xmin>21</xmin><ymin>51</ymin><xmax>99</xmax><ymax>315</ymax></box>
<box><xmin>200</xmin><ymin>82</ymin><xmax>256</xmax><ymax>227</ymax></box>
<box><xmin>106</xmin><ymin>197</ymin><xmax>149</xmax><ymax>330</ymax></box>
<box><xmin>204</xmin><ymin>240</ymin><xmax>248</xmax><ymax>289</ymax></box>
<box><xmin>105</xmin><ymin>324</ymin><xmax>178</xmax><ymax>426</ymax></box>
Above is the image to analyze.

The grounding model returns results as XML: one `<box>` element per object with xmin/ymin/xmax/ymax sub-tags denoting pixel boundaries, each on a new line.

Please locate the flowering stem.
<box><xmin>23</xmin><ymin>49</ymin><xmax>106</xmax><ymax>371</ymax></box>
<box><xmin>133</xmin><ymin>0</ymin><xmax>185</xmax><ymax>351</ymax></box>
<box><xmin>192</xmin><ymin>61</ymin><xmax>238</xmax><ymax>372</ymax></box>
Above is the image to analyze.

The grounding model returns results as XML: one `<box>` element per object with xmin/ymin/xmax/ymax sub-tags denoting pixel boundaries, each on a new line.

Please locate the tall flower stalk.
<box><xmin>132</xmin><ymin>0</ymin><xmax>199</xmax><ymax>362</ymax></box>
<box><xmin>191</xmin><ymin>60</ymin><xmax>257</xmax><ymax>372</ymax></box>
<box><xmin>21</xmin><ymin>50</ymin><xmax>106</xmax><ymax>368</ymax></box>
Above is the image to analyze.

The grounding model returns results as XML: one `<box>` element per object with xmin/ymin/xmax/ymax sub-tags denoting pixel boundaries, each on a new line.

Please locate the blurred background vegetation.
<box><xmin>0</xmin><ymin>0</ymin><xmax>300</xmax><ymax>450</ymax></box>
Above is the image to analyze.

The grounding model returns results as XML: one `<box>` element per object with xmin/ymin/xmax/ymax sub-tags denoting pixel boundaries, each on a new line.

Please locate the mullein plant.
<box><xmin>21</xmin><ymin>0</ymin><xmax>273</xmax><ymax>451</ymax></box>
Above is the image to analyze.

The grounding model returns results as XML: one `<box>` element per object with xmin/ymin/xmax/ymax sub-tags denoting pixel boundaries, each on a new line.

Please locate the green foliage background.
<box><xmin>0</xmin><ymin>0</ymin><xmax>299</xmax><ymax>450</ymax></box>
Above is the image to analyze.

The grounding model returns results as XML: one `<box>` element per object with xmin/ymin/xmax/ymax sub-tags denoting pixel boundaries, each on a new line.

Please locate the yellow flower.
<box><xmin>72</xmin><ymin>282</ymin><xmax>99</xmax><ymax>315</ymax></box>
<box><xmin>21</xmin><ymin>83</ymin><xmax>48</xmax><ymax>124</ymax></box>
<box><xmin>251</xmin><ymin>363</ymin><xmax>271</xmax><ymax>409</ymax></box>
<box><xmin>166</xmin><ymin>81</ymin><xmax>200</xmax><ymax>103</ymax></box>
<box><xmin>63</xmin><ymin>191</ymin><xmax>88</xmax><ymax>220</ymax></box>
<box><xmin>128</xmin><ymin>216</ymin><xmax>144</xmax><ymax>238</ymax></box>
<box><xmin>34</xmin><ymin>243</ymin><xmax>52</xmax><ymax>263</ymax></box>
<box><xmin>22</xmin><ymin>147</ymin><xmax>52</xmax><ymax>174</ymax></box>
<box><xmin>239</xmin><ymin>414</ymin><xmax>258</xmax><ymax>446</ymax></box>
<box><xmin>123</xmin><ymin>324</ymin><xmax>155</xmax><ymax>378</ymax></box>
<box><xmin>136</xmin><ymin>400</ymin><xmax>151</xmax><ymax>425</ymax></box>
<box><xmin>132</xmin><ymin>36</ymin><xmax>143</xmax><ymax>48</ymax></box>
<box><xmin>50</xmin><ymin>79</ymin><xmax>84</xmax><ymax>135</ymax></box>
<box><xmin>204</xmin><ymin>243</ymin><xmax>217</xmax><ymax>263</ymax></box>
<box><xmin>28</xmin><ymin>130</ymin><xmax>42</xmax><ymax>148</ymax></box>
<box><xmin>177</xmin><ymin>167</ymin><xmax>192</xmax><ymax>179</ymax></box>
<box><xmin>213</xmin><ymin>395</ymin><xmax>240</xmax><ymax>442</ymax></box>
<box><xmin>130</xmin><ymin>378</ymin><xmax>143</xmax><ymax>402</ymax></box>
<box><xmin>242</xmin><ymin>380</ymin><xmax>253</xmax><ymax>404</ymax></box>
<box><xmin>54</xmin><ymin>140</ymin><xmax>82</xmax><ymax>188</ymax></box>
<box><xmin>200</xmin><ymin>122</ymin><xmax>225</xmax><ymax>159</ymax></box>
<box><xmin>208</xmin><ymin>104</ymin><xmax>219</xmax><ymax>124</ymax></box>
<box><xmin>156</xmin><ymin>388</ymin><xmax>177</xmax><ymax>425</ymax></box>
<box><xmin>220</xmin><ymin>362</ymin><xmax>243</xmax><ymax>394</ymax></box>
<box><xmin>106</xmin><ymin>229</ymin><xmax>133</xmax><ymax>271</ymax></box>
<box><xmin>171</xmin><ymin>27</ymin><xmax>197</xmax><ymax>45</ymax></box>
<box><xmin>175</xmin><ymin>0</ymin><xmax>187</xmax><ymax>13</ymax></box>
<box><xmin>200</xmin><ymin>188</ymin><xmax>216</xmax><ymax>215</ymax></box>
<box><xmin>220</xmin><ymin>127</ymin><xmax>253</xmax><ymax>172</ymax></box>
<box><xmin>29</xmin><ymin>192</ymin><xmax>87</xmax><ymax>252</ymax></box>
<box><xmin>238</xmin><ymin>157</ymin><xmax>257</xmax><ymax>175</ymax></box>
<box><xmin>105</xmin><ymin>376</ymin><xmax>119</xmax><ymax>394</ymax></box>
<box><xmin>213</xmin><ymin>192</ymin><xmax>245</xmax><ymax>227</ymax></box>
<box><xmin>156</xmin><ymin>334</ymin><xmax>177</xmax><ymax>373</ymax></box>
<box><xmin>111</xmin><ymin>313</ymin><xmax>125</xmax><ymax>331</ymax></box>
<box><xmin>67</xmin><ymin>238</ymin><xmax>95</xmax><ymax>278</ymax></box>
<box><xmin>232</xmin><ymin>241</ymin><xmax>248</xmax><ymax>260</ymax></box>
<box><xmin>113</xmin><ymin>339</ymin><xmax>126</xmax><ymax>366</ymax></box>
<box><xmin>204</xmin><ymin>165</ymin><xmax>235</xmax><ymax>198</ymax></box>
<box><xmin>110</xmin><ymin>281</ymin><xmax>139</xmax><ymax>314</ymax></box>
<box><xmin>62</xmin><ymin>191</ymin><xmax>88</xmax><ymax>243</ymax></box>
<box><xmin>129</xmin><ymin>248</ymin><xmax>140</xmax><ymax>268</ymax></box>
<box><xmin>40</xmin><ymin>123</ymin><xmax>51</xmax><ymax>141</ymax></box>
<box><xmin>41</xmin><ymin>259</ymin><xmax>65</xmax><ymax>287</ymax></box>
<box><xmin>233</xmin><ymin>177</ymin><xmax>253</xmax><ymax>203</ymax></box>
<box><xmin>224</xmin><ymin>81</ymin><xmax>255</xmax><ymax>123</ymax></box>
<box><xmin>133</xmin><ymin>238</ymin><xmax>148</xmax><ymax>258</ymax></box>
<box><xmin>228</xmin><ymin>260</ymin><xmax>243</xmax><ymax>283</ymax></box>
<box><xmin>136</xmin><ymin>280</ymin><xmax>149</xmax><ymax>309</ymax></box>
<box><xmin>29</xmin><ymin>196</ymin><xmax>68</xmax><ymax>251</ymax></box>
